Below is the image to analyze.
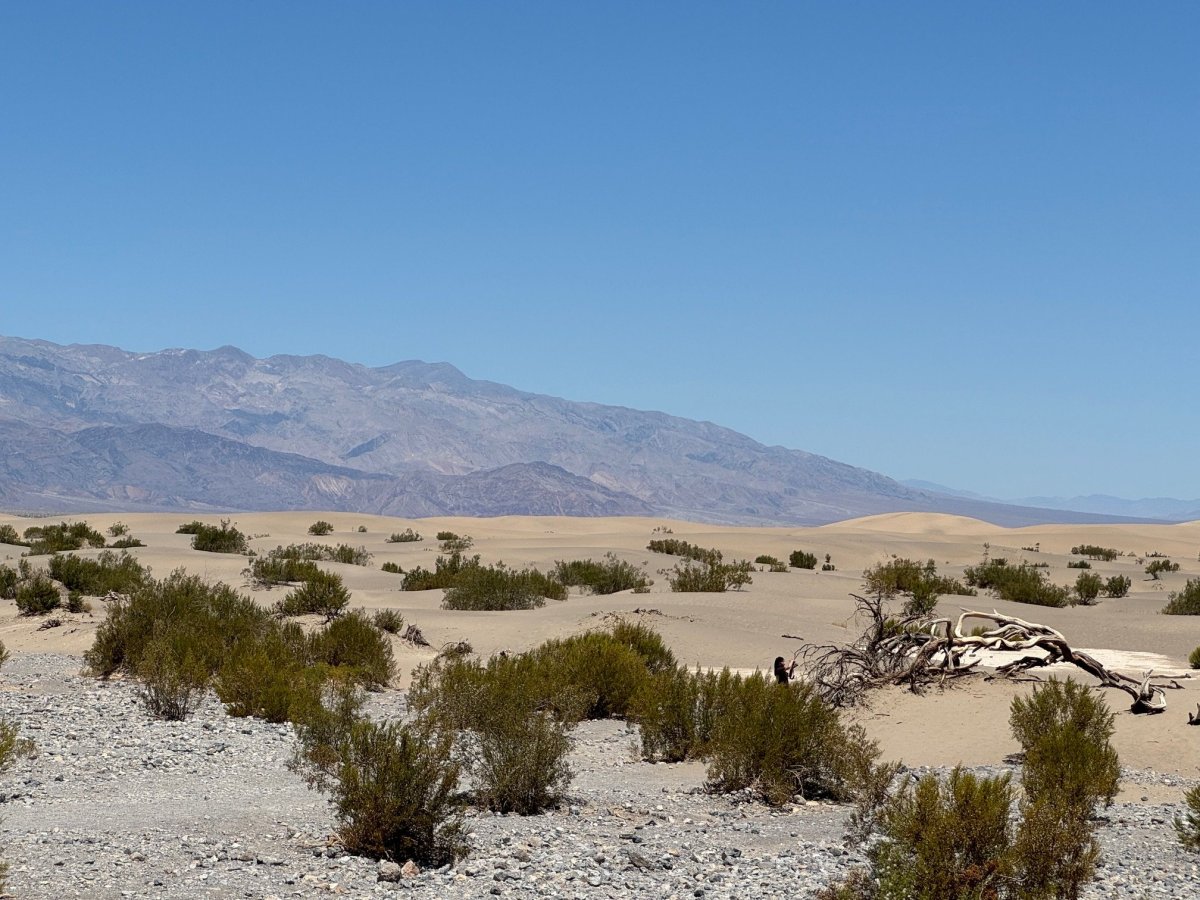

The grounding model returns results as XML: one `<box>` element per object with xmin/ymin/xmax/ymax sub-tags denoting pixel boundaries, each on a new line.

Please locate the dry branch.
<box><xmin>801</xmin><ymin>593</ymin><xmax>1176</xmax><ymax>714</ymax></box>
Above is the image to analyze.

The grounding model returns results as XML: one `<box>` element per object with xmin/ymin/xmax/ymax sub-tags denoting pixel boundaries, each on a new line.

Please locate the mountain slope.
<box><xmin>0</xmin><ymin>336</ymin><xmax>1157</xmax><ymax>525</ymax></box>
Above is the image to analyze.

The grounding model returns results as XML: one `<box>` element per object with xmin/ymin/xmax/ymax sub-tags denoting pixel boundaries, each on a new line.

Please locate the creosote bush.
<box><xmin>244</xmin><ymin>554</ymin><xmax>322</xmax><ymax>588</ymax></box>
<box><xmin>1104</xmin><ymin>575</ymin><xmax>1132</xmax><ymax>598</ymax></box>
<box><xmin>436</xmin><ymin>532</ymin><xmax>474</xmax><ymax>552</ymax></box>
<box><xmin>790</xmin><ymin>549</ymin><xmax>818</xmax><ymax>570</ymax></box>
<box><xmin>47</xmin><ymin>550</ymin><xmax>149</xmax><ymax>596</ymax></box>
<box><xmin>308</xmin><ymin>520</ymin><xmax>334</xmax><ymax>536</ymax></box>
<box><xmin>1067</xmin><ymin>559</ymin><xmax>1091</xmax><ymax>569</ymax></box>
<box><xmin>1176</xmin><ymin>785</ymin><xmax>1200</xmax><ymax>852</ymax></box>
<box><xmin>372</xmin><ymin>608</ymin><xmax>404</xmax><ymax>634</ymax></box>
<box><xmin>23</xmin><ymin>521</ymin><xmax>107</xmax><ymax>555</ymax></box>
<box><xmin>385</xmin><ymin>529</ymin><xmax>422</xmax><ymax>543</ymax></box>
<box><xmin>552</xmin><ymin>553</ymin><xmax>651</xmax><ymax>594</ymax></box>
<box><xmin>1162</xmin><ymin>578</ymin><xmax>1200</xmax><ymax>615</ymax></box>
<box><xmin>667</xmin><ymin>558</ymin><xmax>753</xmax><ymax>593</ymax></box>
<box><xmin>1073</xmin><ymin>571</ymin><xmax>1103</xmax><ymax>605</ymax></box>
<box><xmin>380</xmin><ymin>562</ymin><xmax>403</xmax><ymax>574</ymax></box>
<box><xmin>0</xmin><ymin>524</ymin><xmax>28</xmax><ymax>547</ymax></box>
<box><xmin>862</xmin><ymin>557</ymin><xmax>975</xmax><ymax>617</ymax></box>
<box><xmin>1145</xmin><ymin>558</ymin><xmax>1180</xmax><ymax>579</ymax></box>
<box><xmin>964</xmin><ymin>556</ymin><xmax>1072</xmax><ymax>608</ymax></box>
<box><xmin>137</xmin><ymin>628</ymin><xmax>210</xmax><ymax>720</ymax></box>
<box><xmin>275</xmin><ymin>569</ymin><xmax>351</xmax><ymax>621</ymax></box>
<box><xmin>15</xmin><ymin>572</ymin><xmax>62</xmax><ymax>615</ymax></box>
<box><xmin>1071</xmin><ymin>544</ymin><xmax>1119</xmax><ymax>562</ymax></box>
<box><xmin>441</xmin><ymin>561</ymin><xmax>566</xmax><ymax>610</ymax></box>
<box><xmin>0</xmin><ymin>566</ymin><xmax>17</xmax><ymax>600</ymax></box>
<box><xmin>646</xmin><ymin>538</ymin><xmax>722</xmax><ymax>565</ymax></box>
<box><xmin>189</xmin><ymin>519</ymin><xmax>249</xmax><ymax>554</ymax></box>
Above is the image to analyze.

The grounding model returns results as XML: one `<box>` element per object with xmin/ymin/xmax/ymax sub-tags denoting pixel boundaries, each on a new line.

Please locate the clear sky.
<box><xmin>1</xmin><ymin>3</ymin><xmax>1196</xmax><ymax>499</ymax></box>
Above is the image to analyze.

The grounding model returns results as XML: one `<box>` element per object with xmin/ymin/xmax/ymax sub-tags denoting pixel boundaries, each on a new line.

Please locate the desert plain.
<box><xmin>1</xmin><ymin>510</ymin><xmax>1199</xmax><ymax>898</ymax></box>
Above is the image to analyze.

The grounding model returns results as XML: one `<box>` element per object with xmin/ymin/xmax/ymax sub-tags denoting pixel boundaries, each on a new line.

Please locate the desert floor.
<box><xmin>2</xmin><ymin>510</ymin><xmax>1199</xmax><ymax>783</ymax></box>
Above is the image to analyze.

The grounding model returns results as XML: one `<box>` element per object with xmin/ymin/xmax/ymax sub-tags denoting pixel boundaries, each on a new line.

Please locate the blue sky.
<box><xmin>2</xmin><ymin>3</ymin><xmax>1197</xmax><ymax>499</ymax></box>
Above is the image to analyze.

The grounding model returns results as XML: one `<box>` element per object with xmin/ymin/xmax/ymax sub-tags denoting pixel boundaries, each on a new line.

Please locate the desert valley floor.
<box><xmin>1</xmin><ymin>511</ymin><xmax>1199</xmax><ymax>898</ymax></box>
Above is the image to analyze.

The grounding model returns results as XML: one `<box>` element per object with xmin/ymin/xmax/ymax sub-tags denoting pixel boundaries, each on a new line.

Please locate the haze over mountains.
<box><xmin>0</xmin><ymin>336</ymin><xmax>1175</xmax><ymax>525</ymax></box>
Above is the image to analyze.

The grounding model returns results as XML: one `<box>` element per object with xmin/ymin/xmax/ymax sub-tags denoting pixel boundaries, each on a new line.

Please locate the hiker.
<box><xmin>774</xmin><ymin>655</ymin><xmax>797</xmax><ymax>684</ymax></box>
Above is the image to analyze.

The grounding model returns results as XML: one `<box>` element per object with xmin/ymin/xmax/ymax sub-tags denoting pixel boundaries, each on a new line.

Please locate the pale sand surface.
<box><xmin>3</xmin><ymin>510</ymin><xmax>1199</xmax><ymax>781</ymax></box>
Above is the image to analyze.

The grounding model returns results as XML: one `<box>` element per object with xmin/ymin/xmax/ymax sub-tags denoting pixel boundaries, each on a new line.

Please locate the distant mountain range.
<box><xmin>0</xmin><ymin>336</ymin><xmax>1170</xmax><ymax>525</ymax></box>
<box><xmin>902</xmin><ymin>480</ymin><xmax>1200</xmax><ymax>524</ymax></box>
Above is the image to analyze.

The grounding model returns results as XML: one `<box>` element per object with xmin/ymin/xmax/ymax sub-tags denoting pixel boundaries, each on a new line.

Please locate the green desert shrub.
<box><xmin>175</xmin><ymin>520</ymin><xmax>204</xmax><ymax>534</ymax></box>
<box><xmin>789</xmin><ymin>549</ymin><xmax>818</xmax><ymax>570</ymax></box>
<box><xmin>380</xmin><ymin>561</ymin><xmax>403</xmax><ymax>574</ymax></box>
<box><xmin>441</xmin><ymin>562</ymin><xmax>566</xmax><ymax>610</ymax></box>
<box><xmin>1067</xmin><ymin>559</ymin><xmax>1091</xmax><ymax>569</ymax></box>
<box><xmin>646</xmin><ymin>538</ymin><xmax>722</xmax><ymax>564</ymax></box>
<box><xmin>291</xmin><ymin>696</ymin><xmax>467</xmax><ymax>866</ymax></box>
<box><xmin>667</xmin><ymin>558</ymin><xmax>753</xmax><ymax>592</ymax></box>
<box><xmin>0</xmin><ymin>566</ymin><xmax>17</xmax><ymax>600</ymax></box>
<box><xmin>23</xmin><ymin>521</ymin><xmax>106</xmax><ymax>555</ymax></box>
<box><xmin>755</xmin><ymin>554</ymin><xmax>790</xmax><ymax>571</ymax></box>
<box><xmin>1071</xmin><ymin>544</ymin><xmax>1119</xmax><ymax>562</ymax></box>
<box><xmin>0</xmin><ymin>524</ymin><xmax>28</xmax><ymax>547</ymax></box>
<box><xmin>136</xmin><ymin>627</ymin><xmax>211</xmax><ymax>721</ymax></box>
<box><xmin>15</xmin><ymin>572</ymin><xmax>61</xmax><ymax>615</ymax></box>
<box><xmin>1191</xmin><ymin>647</ymin><xmax>1200</xmax><ymax>670</ymax></box>
<box><xmin>527</xmin><ymin>632</ymin><xmax>650</xmax><ymax>720</ymax></box>
<box><xmin>1162</xmin><ymin>578</ymin><xmax>1200</xmax><ymax>615</ymax></box>
<box><xmin>1175</xmin><ymin>785</ymin><xmax>1200</xmax><ymax>852</ymax></box>
<box><xmin>109</xmin><ymin>537</ymin><xmax>144</xmax><ymax>549</ymax></box>
<box><xmin>307</xmin><ymin>611</ymin><xmax>395</xmax><ymax>689</ymax></box>
<box><xmin>214</xmin><ymin>624</ymin><xmax>315</xmax><ymax>723</ymax></box>
<box><xmin>66</xmin><ymin>591</ymin><xmax>88</xmax><ymax>614</ymax></box>
<box><xmin>436</xmin><ymin>532</ymin><xmax>474</xmax><ymax>552</ymax></box>
<box><xmin>47</xmin><ymin>550</ymin><xmax>149</xmax><ymax>596</ymax></box>
<box><xmin>275</xmin><ymin>569</ymin><xmax>351</xmax><ymax>621</ymax></box>
<box><xmin>553</xmin><ymin>553</ymin><xmax>651</xmax><ymax>594</ymax></box>
<box><xmin>401</xmin><ymin>551</ymin><xmax>478</xmax><ymax>591</ymax></box>
<box><xmin>386</xmin><ymin>529</ymin><xmax>422</xmax><ymax>543</ymax></box>
<box><xmin>863</xmin><ymin>557</ymin><xmax>976</xmax><ymax>617</ymax></box>
<box><xmin>107</xmin><ymin>522</ymin><xmax>129</xmax><ymax>537</ymax></box>
<box><xmin>633</xmin><ymin>666</ymin><xmax>734</xmax><ymax>763</ymax></box>
<box><xmin>408</xmin><ymin>653</ymin><xmax>575</xmax><ymax>815</ymax></box>
<box><xmin>308</xmin><ymin>520</ymin><xmax>335</xmax><ymax>535</ymax></box>
<box><xmin>245</xmin><ymin>554</ymin><xmax>322</xmax><ymax>587</ymax></box>
<box><xmin>85</xmin><ymin>569</ymin><xmax>270</xmax><ymax>679</ymax></box>
<box><xmin>357</xmin><ymin>525</ymin><xmax>367</xmax><ymax>533</ymax></box>
<box><xmin>821</xmin><ymin>554</ymin><xmax>836</xmax><ymax>571</ymax></box>
<box><xmin>258</xmin><ymin>542</ymin><xmax>371</xmax><ymax>567</ymax></box>
<box><xmin>190</xmin><ymin>519</ymin><xmax>248</xmax><ymax>554</ymax></box>
<box><xmin>324</xmin><ymin>544</ymin><xmax>372</xmax><ymax>566</ymax></box>
<box><xmin>704</xmin><ymin>673</ymin><xmax>863</xmax><ymax>805</ymax></box>
<box><xmin>1104</xmin><ymin>575</ymin><xmax>1132</xmax><ymax>598</ymax></box>
<box><xmin>964</xmin><ymin>557</ymin><xmax>1072</xmax><ymax>608</ymax></box>
<box><xmin>608</xmin><ymin>619</ymin><xmax>676</xmax><ymax>674</ymax></box>
<box><xmin>869</xmin><ymin>767</ymin><xmax>1016</xmax><ymax>900</ymax></box>
<box><xmin>372</xmin><ymin>608</ymin><xmax>404</xmax><ymax>633</ymax></box>
<box><xmin>1073</xmin><ymin>572</ymin><xmax>1104</xmax><ymax>605</ymax></box>
<box><xmin>1145</xmin><ymin>558</ymin><xmax>1180</xmax><ymax>579</ymax></box>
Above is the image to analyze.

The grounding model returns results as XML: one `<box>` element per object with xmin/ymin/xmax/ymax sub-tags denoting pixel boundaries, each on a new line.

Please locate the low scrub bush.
<box><xmin>608</xmin><ymin>619</ymin><xmax>676</xmax><ymax>673</ymax></box>
<box><xmin>214</xmin><ymin>624</ymin><xmax>313</xmax><ymax>723</ymax></box>
<box><xmin>1067</xmin><ymin>559</ymin><xmax>1091</xmax><ymax>569</ymax></box>
<box><xmin>244</xmin><ymin>554</ymin><xmax>322</xmax><ymax>587</ymax></box>
<box><xmin>964</xmin><ymin>557</ymin><xmax>1072</xmax><ymax>608</ymax></box>
<box><xmin>646</xmin><ymin>538</ymin><xmax>722</xmax><ymax>564</ymax></box>
<box><xmin>436</xmin><ymin>531</ymin><xmax>474</xmax><ymax>552</ymax></box>
<box><xmin>1146</xmin><ymin>558</ymin><xmax>1180</xmax><ymax>579</ymax></box>
<box><xmin>789</xmin><ymin>549</ymin><xmax>818</xmax><ymax>569</ymax></box>
<box><xmin>380</xmin><ymin>562</ymin><xmax>403</xmax><ymax>574</ymax></box>
<box><xmin>1071</xmin><ymin>544</ymin><xmax>1119</xmax><ymax>562</ymax></box>
<box><xmin>821</xmin><ymin>554</ymin><xmax>836</xmax><ymax>572</ymax></box>
<box><xmin>258</xmin><ymin>542</ymin><xmax>371</xmax><ymax>567</ymax></box>
<box><xmin>109</xmin><ymin>537</ymin><xmax>145</xmax><ymax>548</ymax></box>
<box><xmin>190</xmin><ymin>519</ymin><xmax>249</xmax><ymax>554</ymax></box>
<box><xmin>275</xmin><ymin>569</ymin><xmax>351</xmax><ymax>621</ymax></box>
<box><xmin>633</xmin><ymin>666</ymin><xmax>733</xmax><ymax>763</ymax></box>
<box><xmin>1176</xmin><ymin>785</ymin><xmax>1200</xmax><ymax>852</ymax></box>
<box><xmin>47</xmin><ymin>550</ymin><xmax>149</xmax><ymax>596</ymax></box>
<box><xmin>704</xmin><ymin>673</ymin><xmax>868</xmax><ymax>805</ymax></box>
<box><xmin>1162</xmin><ymin>579</ymin><xmax>1200</xmax><ymax>615</ymax></box>
<box><xmin>667</xmin><ymin>558</ymin><xmax>753</xmax><ymax>592</ymax></box>
<box><xmin>526</xmin><ymin>632</ymin><xmax>650</xmax><ymax>720</ymax></box>
<box><xmin>15</xmin><ymin>572</ymin><xmax>61</xmax><ymax>615</ymax></box>
<box><xmin>441</xmin><ymin>562</ymin><xmax>566</xmax><ymax>610</ymax></box>
<box><xmin>0</xmin><ymin>524</ymin><xmax>28</xmax><ymax>547</ymax></box>
<box><xmin>863</xmin><ymin>558</ymin><xmax>976</xmax><ymax>617</ymax></box>
<box><xmin>308</xmin><ymin>520</ymin><xmax>334</xmax><ymax>535</ymax></box>
<box><xmin>402</xmin><ymin>552</ymin><xmax>478</xmax><ymax>591</ymax></box>
<box><xmin>307</xmin><ymin>611</ymin><xmax>395</xmax><ymax>688</ymax></box>
<box><xmin>108</xmin><ymin>522</ymin><xmax>129</xmax><ymax>537</ymax></box>
<box><xmin>0</xmin><ymin>566</ymin><xmax>17</xmax><ymax>600</ymax></box>
<box><xmin>175</xmin><ymin>520</ymin><xmax>204</xmax><ymax>534</ymax></box>
<box><xmin>552</xmin><ymin>553</ymin><xmax>650</xmax><ymax>594</ymax></box>
<box><xmin>291</xmin><ymin>693</ymin><xmax>467</xmax><ymax>866</ymax></box>
<box><xmin>23</xmin><ymin>521</ymin><xmax>106</xmax><ymax>555</ymax></box>
<box><xmin>1073</xmin><ymin>572</ymin><xmax>1103</xmax><ymax>605</ymax></box>
<box><xmin>1191</xmin><ymin>646</ymin><xmax>1200</xmax><ymax>670</ymax></box>
<box><xmin>386</xmin><ymin>529</ymin><xmax>422</xmax><ymax>543</ymax></box>
<box><xmin>409</xmin><ymin>653</ymin><xmax>575</xmax><ymax>815</ymax></box>
<box><xmin>1104</xmin><ymin>575</ymin><xmax>1132</xmax><ymax>598</ymax></box>
<box><xmin>136</xmin><ymin>627</ymin><xmax>211</xmax><ymax>720</ymax></box>
<box><xmin>372</xmin><ymin>609</ymin><xmax>404</xmax><ymax>633</ymax></box>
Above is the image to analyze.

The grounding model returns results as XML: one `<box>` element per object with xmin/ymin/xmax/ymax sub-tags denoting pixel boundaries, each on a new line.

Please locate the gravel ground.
<box><xmin>1</xmin><ymin>654</ymin><xmax>1197</xmax><ymax>899</ymax></box>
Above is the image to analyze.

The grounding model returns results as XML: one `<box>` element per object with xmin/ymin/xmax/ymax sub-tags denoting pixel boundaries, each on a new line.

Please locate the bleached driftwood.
<box><xmin>801</xmin><ymin>593</ymin><xmax>1178</xmax><ymax>713</ymax></box>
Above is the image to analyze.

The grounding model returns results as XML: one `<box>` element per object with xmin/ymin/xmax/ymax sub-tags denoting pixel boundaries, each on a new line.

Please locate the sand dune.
<box><xmin>2</xmin><ymin>510</ymin><xmax>1199</xmax><ymax>777</ymax></box>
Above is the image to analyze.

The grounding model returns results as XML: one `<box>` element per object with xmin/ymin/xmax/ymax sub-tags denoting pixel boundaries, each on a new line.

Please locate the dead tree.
<box><xmin>801</xmin><ymin>594</ymin><xmax>1179</xmax><ymax>713</ymax></box>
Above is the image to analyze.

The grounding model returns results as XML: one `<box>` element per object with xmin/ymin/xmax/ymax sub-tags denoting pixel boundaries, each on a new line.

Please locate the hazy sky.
<box><xmin>2</xmin><ymin>3</ymin><xmax>1196</xmax><ymax>499</ymax></box>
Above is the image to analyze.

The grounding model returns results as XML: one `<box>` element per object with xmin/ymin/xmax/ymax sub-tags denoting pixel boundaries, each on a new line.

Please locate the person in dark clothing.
<box><xmin>774</xmin><ymin>655</ymin><xmax>797</xmax><ymax>684</ymax></box>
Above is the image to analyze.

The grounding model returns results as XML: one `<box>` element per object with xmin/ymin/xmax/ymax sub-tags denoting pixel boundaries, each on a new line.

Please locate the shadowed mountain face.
<box><xmin>0</xmin><ymin>336</ymin><xmax>1152</xmax><ymax>524</ymax></box>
